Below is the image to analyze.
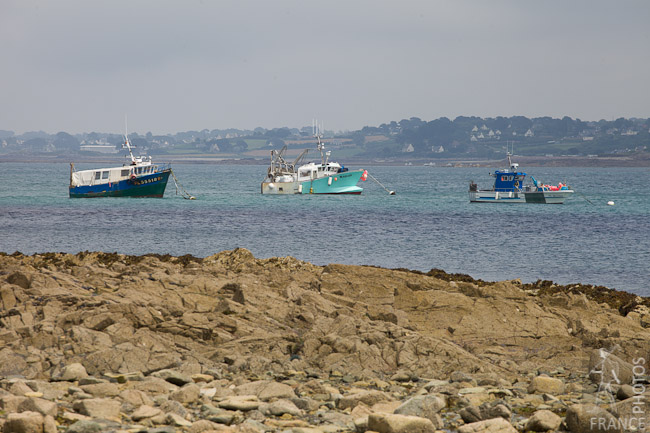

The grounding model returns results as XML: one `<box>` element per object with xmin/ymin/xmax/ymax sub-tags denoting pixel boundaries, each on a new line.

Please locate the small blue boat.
<box><xmin>469</xmin><ymin>152</ymin><xmax>573</xmax><ymax>204</ymax></box>
<box><xmin>69</xmin><ymin>135</ymin><xmax>171</xmax><ymax>198</ymax></box>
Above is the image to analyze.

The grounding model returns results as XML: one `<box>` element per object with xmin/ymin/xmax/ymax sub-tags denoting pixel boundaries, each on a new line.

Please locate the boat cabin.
<box><xmin>297</xmin><ymin>162</ymin><xmax>346</xmax><ymax>182</ymax></box>
<box><xmin>491</xmin><ymin>169</ymin><xmax>527</xmax><ymax>192</ymax></box>
<box><xmin>70</xmin><ymin>163</ymin><xmax>162</xmax><ymax>187</ymax></box>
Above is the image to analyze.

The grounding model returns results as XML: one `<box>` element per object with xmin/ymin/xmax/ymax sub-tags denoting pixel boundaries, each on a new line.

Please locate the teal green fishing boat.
<box><xmin>261</xmin><ymin>130</ymin><xmax>365</xmax><ymax>195</ymax></box>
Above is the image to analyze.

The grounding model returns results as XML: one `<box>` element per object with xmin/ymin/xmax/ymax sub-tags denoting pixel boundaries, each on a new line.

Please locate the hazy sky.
<box><xmin>2</xmin><ymin>0</ymin><xmax>649</xmax><ymax>135</ymax></box>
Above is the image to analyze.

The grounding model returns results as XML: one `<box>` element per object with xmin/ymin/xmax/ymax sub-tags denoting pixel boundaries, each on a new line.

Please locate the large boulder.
<box><xmin>17</xmin><ymin>398</ymin><xmax>57</xmax><ymax>417</ymax></box>
<box><xmin>588</xmin><ymin>349</ymin><xmax>635</xmax><ymax>386</ymax></box>
<box><xmin>0</xmin><ymin>348</ymin><xmax>28</xmax><ymax>378</ymax></box>
<box><xmin>3</xmin><ymin>411</ymin><xmax>56</xmax><ymax>433</ymax></box>
<box><xmin>368</xmin><ymin>413</ymin><xmax>437</xmax><ymax>433</ymax></box>
<box><xmin>72</xmin><ymin>398</ymin><xmax>121</xmax><ymax>421</ymax></box>
<box><xmin>528</xmin><ymin>375</ymin><xmax>565</xmax><ymax>394</ymax></box>
<box><xmin>394</xmin><ymin>394</ymin><xmax>445</xmax><ymax>428</ymax></box>
<box><xmin>55</xmin><ymin>363</ymin><xmax>88</xmax><ymax>382</ymax></box>
<box><xmin>565</xmin><ymin>404</ymin><xmax>622</xmax><ymax>433</ymax></box>
<box><xmin>525</xmin><ymin>409</ymin><xmax>563</xmax><ymax>432</ymax></box>
<box><xmin>169</xmin><ymin>383</ymin><xmax>200</xmax><ymax>404</ymax></box>
<box><xmin>337</xmin><ymin>390</ymin><xmax>392</xmax><ymax>410</ymax></box>
<box><xmin>217</xmin><ymin>395</ymin><xmax>260</xmax><ymax>411</ymax></box>
<box><xmin>459</xmin><ymin>401</ymin><xmax>511</xmax><ymax>423</ymax></box>
<box><xmin>458</xmin><ymin>417</ymin><xmax>518</xmax><ymax>433</ymax></box>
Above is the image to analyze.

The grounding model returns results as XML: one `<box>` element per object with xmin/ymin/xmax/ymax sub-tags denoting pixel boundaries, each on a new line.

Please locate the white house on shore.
<box><xmin>79</xmin><ymin>144</ymin><xmax>118</xmax><ymax>154</ymax></box>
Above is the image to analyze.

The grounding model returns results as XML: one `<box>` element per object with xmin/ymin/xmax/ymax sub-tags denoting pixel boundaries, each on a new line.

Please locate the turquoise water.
<box><xmin>0</xmin><ymin>162</ymin><xmax>648</xmax><ymax>295</ymax></box>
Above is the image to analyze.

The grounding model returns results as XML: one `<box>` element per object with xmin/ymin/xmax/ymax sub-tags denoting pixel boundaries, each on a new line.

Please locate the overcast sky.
<box><xmin>1</xmin><ymin>0</ymin><xmax>649</xmax><ymax>135</ymax></box>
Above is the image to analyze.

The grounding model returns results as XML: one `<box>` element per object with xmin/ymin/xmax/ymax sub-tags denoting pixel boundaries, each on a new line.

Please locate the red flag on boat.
<box><xmin>361</xmin><ymin>170</ymin><xmax>368</xmax><ymax>181</ymax></box>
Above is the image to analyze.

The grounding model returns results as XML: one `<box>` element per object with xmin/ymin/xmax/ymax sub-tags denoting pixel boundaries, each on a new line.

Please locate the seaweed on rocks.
<box><xmin>523</xmin><ymin>279</ymin><xmax>650</xmax><ymax>316</ymax></box>
<box><xmin>425</xmin><ymin>268</ymin><xmax>488</xmax><ymax>286</ymax></box>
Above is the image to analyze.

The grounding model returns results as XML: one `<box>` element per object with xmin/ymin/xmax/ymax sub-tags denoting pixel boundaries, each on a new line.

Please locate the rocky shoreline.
<box><xmin>0</xmin><ymin>249</ymin><xmax>648</xmax><ymax>433</ymax></box>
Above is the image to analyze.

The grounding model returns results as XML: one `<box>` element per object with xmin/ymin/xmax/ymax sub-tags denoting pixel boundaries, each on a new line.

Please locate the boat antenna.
<box><xmin>506</xmin><ymin>142</ymin><xmax>517</xmax><ymax>170</ymax></box>
<box><xmin>314</xmin><ymin>119</ymin><xmax>326</xmax><ymax>165</ymax></box>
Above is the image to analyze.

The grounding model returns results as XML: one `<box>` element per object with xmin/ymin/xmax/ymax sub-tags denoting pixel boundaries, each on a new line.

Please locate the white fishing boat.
<box><xmin>69</xmin><ymin>130</ymin><xmax>171</xmax><ymax>198</ymax></box>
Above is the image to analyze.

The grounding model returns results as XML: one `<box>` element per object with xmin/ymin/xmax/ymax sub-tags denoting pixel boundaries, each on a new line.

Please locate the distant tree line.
<box><xmin>1</xmin><ymin>116</ymin><xmax>649</xmax><ymax>158</ymax></box>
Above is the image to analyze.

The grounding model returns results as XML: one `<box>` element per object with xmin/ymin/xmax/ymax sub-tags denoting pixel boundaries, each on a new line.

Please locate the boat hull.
<box><xmin>469</xmin><ymin>189</ymin><xmax>573</xmax><ymax>204</ymax></box>
<box><xmin>69</xmin><ymin>170</ymin><xmax>171</xmax><ymax>198</ymax></box>
<box><xmin>262</xmin><ymin>170</ymin><xmax>364</xmax><ymax>195</ymax></box>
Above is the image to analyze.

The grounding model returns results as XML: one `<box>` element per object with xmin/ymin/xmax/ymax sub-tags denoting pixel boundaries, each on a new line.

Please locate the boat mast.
<box><xmin>314</xmin><ymin>119</ymin><xmax>327</xmax><ymax>165</ymax></box>
<box><xmin>506</xmin><ymin>142</ymin><xmax>517</xmax><ymax>171</ymax></box>
<box><xmin>123</xmin><ymin>115</ymin><xmax>137</xmax><ymax>165</ymax></box>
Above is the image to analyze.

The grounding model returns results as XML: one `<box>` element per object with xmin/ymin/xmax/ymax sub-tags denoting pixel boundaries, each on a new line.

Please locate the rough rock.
<box><xmin>259</xmin><ymin>399</ymin><xmax>303</xmax><ymax>416</ymax></box>
<box><xmin>218</xmin><ymin>395</ymin><xmax>261</xmax><ymax>411</ymax></box>
<box><xmin>459</xmin><ymin>401</ymin><xmax>511</xmax><ymax>423</ymax></box>
<box><xmin>525</xmin><ymin>409</ymin><xmax>563</xmax><ymax>432</ymax></box>
<box><xmin>119</xmin><ymin>389</ymin><xmax>154</xmax><ymax>409</ymax></box>
<box><xmin>458</xmin><ymin>417</ymin><xmax>518</xmax><ymax>433</ymax></box>
<box><xmin>367</xmin><ymin>413</ymin><xmax>437</xmax><ymax>433</ymax></box>
<box><xmin>55</xmin><ymin>363</ymin><xmax>88</xmax><ymax>382</ymax></box>
<box><xmin>151</xmin><ymin>369</ymin><xmax>193</xmax><ymax>386</ymax></box>
<box><xmin>72</xmin><ymin>398</ymin><xmax>121</xmax><ymax>421</ymax></box>
<box><xmin>131</xmin><ymin>404</ymin><xmax>163</xmax><ymax>421</ymax></box>
<box><xmin>169</xmin><ymin>383</ymin><xmax>200</xmax><ymax>404</ymax></box>
<box><xmin>1</xmin><ymin>250</ymin><xmax>650</xmax><ymax>432</ymax></box>
<box><xmin>528</xmin><ymin>375</ymin><xmax>565</xmax><ymax>394</ymax></box>
<box><xmin>64</xmin><ymin>420</ymin><xmax>103</xmax><ymax>433</ymax></box>
<box><xmin>616</xmin><ymin>384</ymin><xmax>635</xmax><ymax>400</ymax></box>
<box><xmin>3</xmin><ymin>411</ymin><xmax>56</xmax><ymax>433</ymax></box>
<box><xmin>565</xmin><ymin>404</ymin><xmax>623</xmax><ymax>433</ymax></box>
<box><xmin>393</xmin><ymin>394</ymin><xmax>445</xmax><ymax>427</ymax></box>
<box><xmin>17</xmin><ymin>397</ymin><xmax>57</xmax><ymax>417</ymax></box>
<box><xmin>188</xmin><ymin>419</ymin><xmax>222</xmax><ymax>433</ymax></box>
<box><xmin>588</xmin><ymin>348</ymin><xmax>635</xmax><ymax>386</ymax></box>
<box><xmin>79</xmin><ymin>382</ymin><xmax>120</xmax><ymax>397</ymax></box>
<box><xmin>0</xmin><ymin>395</ymin><xmax>28</xmax><ymax>413</ymax></box>
<box><xmin>337</xmin><ymin>390</ymin><xmax>393</xmax><ymax>410</ymax></box>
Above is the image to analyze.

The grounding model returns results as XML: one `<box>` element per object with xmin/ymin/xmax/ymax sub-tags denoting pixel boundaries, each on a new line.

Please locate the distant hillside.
<box><xmin>1</xmin><ymin>116</ymin><xmax>648</xmax><ymax>162</ymax></box>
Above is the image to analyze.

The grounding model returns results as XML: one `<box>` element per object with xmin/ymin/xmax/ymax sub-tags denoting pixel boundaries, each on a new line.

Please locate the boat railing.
<box><xmin>155</xmin><ymin>163</ymin><xmax>172</xmax><ymax>173</ymax></box>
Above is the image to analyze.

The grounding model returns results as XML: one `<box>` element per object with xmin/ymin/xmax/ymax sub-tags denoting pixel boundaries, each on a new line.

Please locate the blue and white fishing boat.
<box><xmin>469</xmin><ymin>152</ymin><xmax>573</xmax><ymax>204</ymax></box>
<box><xmin>69</xmin><ymin>134</ymin><xmax>171</xmax><ymax>198</ymax></box>
<box><xmin>261</xmin><ymin>132</ymin><xmax>366</xmax><ymax>195</ymax></box>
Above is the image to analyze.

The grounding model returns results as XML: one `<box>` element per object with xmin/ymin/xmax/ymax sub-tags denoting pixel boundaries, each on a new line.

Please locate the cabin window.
<box><xmin>94</xmin><ymin>172</ymin><xmax>101</xmax><ymax>180</ymax></box>
<box><xmin>501</xmin><ymin>176</ymin><xmax>507</xmax><ymax>181</ymax></box>
<box><xmin>102</xmin><ymin>171</ymin><xmax>109</xmax><ymax>179</ymax></box>
<box><xmin>137</xmin><ymin>167</ymin><xmax>142</xmax><ymax>174</ymax></box>
<box><xmin>509</xmin><ymin>175</ymin><xmax>514</xmax><ymax>181</ymax></box>
<box><xmin>121</xmin><ymin>169</ymin><xmax>129</xmax><ymax>177</ymax></box>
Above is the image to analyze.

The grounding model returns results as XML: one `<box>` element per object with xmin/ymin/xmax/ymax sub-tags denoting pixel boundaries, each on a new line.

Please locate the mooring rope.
<box><xmin>170</xmin><ymin>170</ymin><xmax>195</xmax><ymax>200</ymax></box>
<box><xmin>367</xmin><ymin>172</ymin><xmax>395</xmax><ymax>195</ymax></box>
<box><xmin>573</xmin><ymin>188</ymin><xmax>594</xmax><ymax>205</ymax></box>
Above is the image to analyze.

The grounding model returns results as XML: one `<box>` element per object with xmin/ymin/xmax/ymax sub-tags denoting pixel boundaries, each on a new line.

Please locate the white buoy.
<box><xmin>607</xmin><ymin>201</ymin><xmax>615</xmax><ymax>206</ymax></box>
<box><xmin>389</xmin><ymin>191</ymin><xmax>395</xmax><ymax>195</ymax></box>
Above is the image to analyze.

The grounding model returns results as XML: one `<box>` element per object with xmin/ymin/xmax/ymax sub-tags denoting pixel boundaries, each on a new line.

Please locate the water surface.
<box><xmin>1</xmin><ymin>162</ymin><xmax>647</xmax><ymax>295</ymax></box>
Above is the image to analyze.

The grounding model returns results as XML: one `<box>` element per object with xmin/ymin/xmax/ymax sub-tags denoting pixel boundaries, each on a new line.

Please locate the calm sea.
<box><xmin>0</xmin><ymin>162</ymin><xmax>648</xmax><ymax>296</ymax></box>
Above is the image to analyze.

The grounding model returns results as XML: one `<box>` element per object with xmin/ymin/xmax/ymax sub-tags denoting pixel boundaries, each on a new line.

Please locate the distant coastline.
<box><xmin>2</xmin><ymin>153</ymin><xmax>649</xmax><ymax>167</ymax></box>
